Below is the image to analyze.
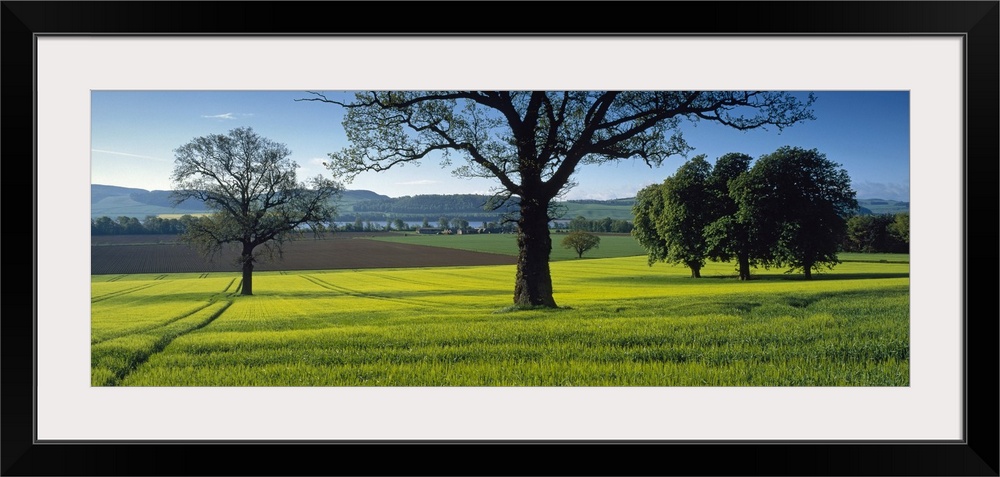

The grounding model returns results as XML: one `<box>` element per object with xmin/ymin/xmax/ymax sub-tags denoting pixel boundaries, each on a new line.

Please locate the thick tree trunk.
<box><xmin>802</xmin><ymin>262</ymin><xmax>813</xmax><ymax>280</ymax></box>
<box><xmin>688</xmin><ymin>263</ymin><xmax>701</xmax><ymax>278</ymax></box>
<box><xmin>738</xmin><ymin>253</ymin><xmax>751</xmax><ymax>281</ymax></box>
<box><xmin>513</xmin><ymin>200</ymin><xmax>557</xmax><ymax>308</ymax></box>
<box><xmin>241</xmin><ymin>245</ymin><xmax>254</xmax><ymax>295</ymax></box>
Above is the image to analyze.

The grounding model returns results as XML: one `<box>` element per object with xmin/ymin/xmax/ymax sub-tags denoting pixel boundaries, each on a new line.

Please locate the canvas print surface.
<box><xmin>90</xmin><ymin>90</ymin><xmax>910</xmax><ymax>387</ymax></box>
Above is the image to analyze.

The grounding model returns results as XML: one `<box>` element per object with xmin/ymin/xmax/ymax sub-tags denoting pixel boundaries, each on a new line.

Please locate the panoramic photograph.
<box><xmin>90</xmin><ymin>90</ymin><xmax>910</xmax><ymax>387</ymax></box>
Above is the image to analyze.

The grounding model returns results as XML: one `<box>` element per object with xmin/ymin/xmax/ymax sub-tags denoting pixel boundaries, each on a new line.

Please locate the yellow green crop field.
<box><xmin>371</xmin><ymin>232</ymin><xmax>648</xmax><ymax>260</ymax></box>
<box><xmin>91</xmin><ymin>256</ymin><xmax>909</xmax><ymax>386</ymax></box>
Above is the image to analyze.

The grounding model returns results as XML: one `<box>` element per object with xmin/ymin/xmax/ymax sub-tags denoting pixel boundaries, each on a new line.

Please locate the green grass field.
<box><xmin>92</xmin><ymin>254</ymin><xmax>909</xmax><ymax>387</ymax></box>
<box><xmin>559</xmin><ymin>202</ymin><xmax>635</xmax><ymax>220</ymax></box>
<box><xmin>374</xmin><ymin>233</ymin><xmax>909</xmax><ymax>265</ymax></box>
<box><xmin>374</xmin><ymin>232</ymin><xmax>648</xmax><ymax>260</ymax></box>
<box><xmin>838</xmin><ymin>252</ymin><xmax>909</xmax><ymax>263</ymax></box>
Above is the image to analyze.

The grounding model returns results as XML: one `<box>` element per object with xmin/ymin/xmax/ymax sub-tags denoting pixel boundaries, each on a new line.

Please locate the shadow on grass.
<box><xmin>594</xmin><ymin>286</ymin><xmax>907</xmax><ymax>317</ymax></box>
<box><xmin>583</xmin><ymin>271</ymin><xmax>909</xmax><ymax>286</ymax></box>
<box><xmin>703</xmin><ymin>272</ymin><xmax>910</xmax><ymax>281</ymax></box>
<box><xmin>492</xmin><ymin>304</ymin><xmax>575</xmax><ymax>314</ymax></box>
<box><xmin>840</xmin><ymin>259</ymin><xmax>910</xmax><ymax>264</ymax></box>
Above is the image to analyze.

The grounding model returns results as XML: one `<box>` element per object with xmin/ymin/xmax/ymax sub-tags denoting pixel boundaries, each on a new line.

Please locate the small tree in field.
<box><xmin>562</xmin><ymin>230</ymin><xmax>601</xmax><ymax>258</ymax></box>
<box><xmin>171</xmin><ymin>127</ymin><xmax>341</xmax><ymax>295</ymax></box>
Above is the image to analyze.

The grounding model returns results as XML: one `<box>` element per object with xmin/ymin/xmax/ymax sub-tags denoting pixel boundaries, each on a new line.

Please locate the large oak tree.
<box><xmin>732</xmin><ymin>146</ymin><xmax>858</xmax><ymax>279</ymax></box>
<box><xmin>171</xmin><ymin>127</ymin><xmax>341</xmax><ymax>295</ymax></box>
<box><xmin>703</xmin><ymin>152</ymin><xmax>758</xmax><ymax>280</ymax></box>
<box><xmin>303</xmin><ymin>91</ymin><xmax>814</xmax><ymax>307</ymax></box>
<box><xmin>631</xmin><ymin>155</ymin><xmax>715</xmax><ymax>278</ymax></box>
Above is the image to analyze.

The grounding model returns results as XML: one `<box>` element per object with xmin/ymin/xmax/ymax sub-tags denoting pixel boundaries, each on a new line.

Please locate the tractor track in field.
<box><xmin>354</xmin><ymin>271</ymin><xmax>437</xmax><ymax>287</ymax></box>
<box><xmin>91</xmin><ymin>282</ymin><xmax>161</xmax><ymax>303</ymax></box>
<box><xmin>99</xmin><ymin>299</ymin><xmax>234</xmax><ymax>386</ymax></box>
<box><xmin>92</xmin><ymin>300</ymin><xmax>220</xmax><ymax>345</ymax></box>
<box><xmin>92</xmin><ymin>280</ymin><xmax>240</xmax><ymax>344</ymax></box>
<box><xmin>299</xmin><ymin>274</ymin><xmax>444</xmax><ymax>308</ymax></box>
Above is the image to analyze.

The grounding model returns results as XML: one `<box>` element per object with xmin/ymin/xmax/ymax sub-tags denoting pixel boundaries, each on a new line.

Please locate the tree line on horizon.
<box><xmin>91</xmin><ymin>208</ymin><xmax>908</xmax><ymax>261</ymax></box>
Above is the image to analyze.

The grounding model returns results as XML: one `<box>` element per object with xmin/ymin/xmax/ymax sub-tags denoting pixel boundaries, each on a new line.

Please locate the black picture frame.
<box><xmin>3</xmin><ymin>2</ymin><xmax>997</xmax><ymax>475</ymax></box>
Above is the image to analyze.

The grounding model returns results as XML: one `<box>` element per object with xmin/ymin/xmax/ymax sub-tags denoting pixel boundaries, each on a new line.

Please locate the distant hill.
<box><xmin>552</xmin><ymin>197</ymin><xmax>907</xmax><ymax>221</ymax></box>
<box><xmin>91</xmin><ymin>185</ymin><xmax>390</xmax><ymax>219</ymax></box>
<box><xmin>559</xmin><ymin>198</ymin><xmax>636</xmax><ymax>221</ymax></box>
<box><xmin>856</xmin><ymin>198</ymin><xmax>909</xmax><ymax>215</ymax></box>
<box><xmin>346</xmin><ymin>194</ymin><xmax>640</xmax><ymax>222</ymax></box>
<box><xmin>91</xmin><ymin>185</ymin><xmax>208</xmax><ymax>218</ymax></box>
<box><xmin>347</xmin><ymin>194</ymin><xmax>520</xmax><ymax>223</ymax></box>
<box><xmin>92</xmin><ymin>185</ymin><xmax>909</xmax><ymax>221</ymax></box>
<box><xmin>556</xmin><ymin>197</ymin><xmax>908</xmax><ymax>220</ymax></box>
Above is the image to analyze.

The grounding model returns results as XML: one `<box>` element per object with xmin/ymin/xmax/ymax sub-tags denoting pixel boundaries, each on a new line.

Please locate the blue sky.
<box><xmin>91</xmin><ymin>90</ymin><xmax>909</xmax><ymax>201</ymax></box>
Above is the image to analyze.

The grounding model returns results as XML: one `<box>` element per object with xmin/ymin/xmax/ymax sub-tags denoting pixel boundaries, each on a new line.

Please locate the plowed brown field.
<box><xmin>91</xmin><ymin>233</ymin><xmax>516</xmax><ymax>275</ymax></box>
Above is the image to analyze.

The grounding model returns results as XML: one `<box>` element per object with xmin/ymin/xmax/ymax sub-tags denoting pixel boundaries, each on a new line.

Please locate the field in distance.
<box><xmin>90</xmin><ymin>231</ymin><xmax>647</xmax><ymax>275</ymax></box>
<box><xmin>91</xmin><ymin>232</ymin><xmax>519</xmax><ymax>274</ymax></box>
<box><xmin>91</xmin><ymin>255</ymin><xmax>909</xmax><ymax>387</ymax></box>
<box><xmin>92</xmin><ymin>230</ymin><xmax>904</xmax><ymax>275</ymax></box>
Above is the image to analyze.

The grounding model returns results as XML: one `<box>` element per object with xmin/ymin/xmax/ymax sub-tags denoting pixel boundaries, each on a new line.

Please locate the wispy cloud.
<box><xmin>201</xmin><ymin>113</ymin><xmax>237</xmax><ymax>120</ymax></box>
<box><xmin>91</xmin><ymin>149</ymin><xmax>169</xmax><ymax>162</ymax></box>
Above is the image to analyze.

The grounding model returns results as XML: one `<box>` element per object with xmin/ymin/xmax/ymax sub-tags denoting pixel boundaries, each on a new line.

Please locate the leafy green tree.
<box><xmin>561</xmin><ymin>230</ymin><xmax>601</xmax><ymax>258</ymax></box>
<box><xmin>142</xmin><ymin>215</ymin><xmax>165</xmax><ymax>234</ymax></box>
<box><xmin>703</xmin><ymin>152</ymin><xmax>757</xmax><ymax>280</ymax></box>
<box><xmin>568</xmin><ymin>215</ymin><xmax>590</xmax><ymax>232</ymax></box>
<box><xmin>117</xmin><ymin>216</ymin><xmax>144</xmax><ymax>234</ymax></box>
<box><xmin>846</xmin><ymin>214</ymin><xmax>896</xmax><ymax>253</ymax></box>
<box><xmin>177</xmin><ymin>214</ymin><xmax>200</xmax><ymax>234</ymax></box>
<box><xmin>888</xmin><ymin>212</ymin><xmax>909</xmax><ymax>248</ymax></box>
<box><xmin>631</xmin><ymin>155</ymin><xmax>714</xmax><ymax>278</ymax></box>
<box><xmin>303</xmin><ymin>91</ymin><xmax>813</xmax><ymax>307</ymax></box>
<box><xmin>568</xmin><ymin>215</ymin><xmax>633</xmax><ymax>234</ymax></box>
<box><xmin>610</xmin><ymin>219</ymin><xmax>633</xmax><ymax>234</ymax></box>
<box><xmin>632</xmin><ymin>184</ymin><xmax>670</xmax><ymax>267</ymax></box>
<box><xmin>92</xmin><ymin>216</ymin><xmax>120</xmax><ymax>235</ymax></box>
<box><xmin>393</xmin><ymin>218</ymin><xmax>408</xmax><ymax>231</ymax></box>
<box><xmin>733</xmin><ymin>146</ymin><xmax>858</xmax><ymax>279</ymax></box>
<box><xmin>139</xmin><ymin>215</ymin><xmax>184</xmax><ymax>234</ymax></box>
<box><xmin>170</xmin><ymin>127</ymin><xmax>341</xmax><ymax>295</ymax></box>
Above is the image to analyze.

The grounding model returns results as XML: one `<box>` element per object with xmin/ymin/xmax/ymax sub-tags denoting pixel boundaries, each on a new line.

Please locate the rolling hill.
<box><xmin>91</xmin><ymin>185</ymin><xmax>390</xmax><ymax>219</ymax></box>
<box><xmin>91</xmin><ymin>184</ymin><xmax>908</xmax><ymax>221</ymax></box>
